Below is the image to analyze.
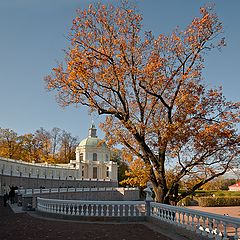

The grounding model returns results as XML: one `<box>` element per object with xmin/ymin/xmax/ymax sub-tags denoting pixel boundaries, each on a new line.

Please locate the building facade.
<box><xmin>0</xmin><ymin>124</ymin><xmax>118</xmax><ymax>192</ymax></box>
<box><xmin>74</xmin><ymin>123</ymin><xmax>117</xmax><ymax>180</ymax></box>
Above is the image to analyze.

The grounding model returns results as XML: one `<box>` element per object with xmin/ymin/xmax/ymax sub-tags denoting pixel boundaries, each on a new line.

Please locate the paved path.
<box><xmin>0</xmin><ymin>198</ymin><xmax>174</xmax><ymax>240</ymax></box>
<box><xmin>187</xmin><ymin>206</ymin><xmax>240</xmax><ymax>218</ymax></box>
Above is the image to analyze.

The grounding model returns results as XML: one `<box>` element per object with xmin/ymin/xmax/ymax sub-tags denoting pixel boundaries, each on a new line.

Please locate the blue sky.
<box><xmin>0</xmin><ymin>0</ymin><xmax>239</xmax><ymax>141</ymax></box>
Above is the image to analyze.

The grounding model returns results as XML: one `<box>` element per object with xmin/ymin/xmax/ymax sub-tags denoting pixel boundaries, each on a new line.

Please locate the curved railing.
<box><xmin>36</xmin><ymin>197</ymin><xmax>240</xmax><ymax>238</ymax></box>
<box><xmin>37</xmin><ymin>197</ymin><xmax>146</xmax><ymax>218</ymax></box>
<box><xmin>150</xmin><ymin>202</ymin><xmax>240</xmax><ymax>239</ymax></box>
<box><xmin>18</xmin><ymin>187</ymin><xmax>137</xmax><ymax>195</ymax></box>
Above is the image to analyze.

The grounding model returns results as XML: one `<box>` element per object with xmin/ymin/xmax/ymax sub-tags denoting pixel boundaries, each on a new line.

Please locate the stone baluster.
<box><xmin>222</xmin><ymin>222</ymin><xmax>228</xmax><ymax>240</ymax></box>
<box><xmin>122</xmin><ymin>204</ymin><xmax>125</xmax><ymax>217</ymax></box>
<box><xmin>63</xmin><ymin>204</ymin><xmax>67</xmax><ymax>214</ymax></box>
<box><xmin>117</xmin><ymin>205</ymin><xmax>120</xmax><ymax>216</ymax></box>
<box><xmin>214</xmin><ymin>220</ymin><xmax>221</xmax><ymax>240</ymax></box>
<box><xmin>86</xmin><ymin>204</ymin><xmax>89</xmax><ymax>216</ymax></box>
<box><xmin>177</xmin><ymin>211</ymin><xmax>181</xmax><ymax>226</ymax></box>
<box><xmin>233</xmin><ymin>224</ymin><xmax>239</xmax><ymax>240</ymax></box>
<box><xmin>112</xmin><ymin>204</ymin><xmax>115</xmax><ymax>216</ymax></box>
<box><xmin>72</xmin><ymin>205</ymin><xmax>75</xmax><ymax>215</ymax></box>
<box><xmin>161</xmin><ymin>208</ymin><xmax>165</xmax><ymax>219</ymax></box>
<box><xmin>190</xmin><ymin>213</ymin><xmax>195</xmax><ymax>231</ymax></box>
<box><xmin>80</xmin><ymin>204</ymin><xmax>84</xmax><ymax>216</ymax></box>
<box><xmin>101</xmin><ymin>204</ymin><xmax>104</xmax><ymax>216</ymax></box>
<box><xmin>207</xmin><ymin>217</ymin><xmax>214</xmax><ymax>239</ymax></box>
<box><xmin>202</xmin><ymin>217</ymin><xmax>207</xmax><ymax>236</ymax></box>
<box><xmin>90</xmin><ymin>204</ymin><xmax>94</xmax><ymax>216</ymax></box>
<box><xmin>59</xmin><ymin>204</ymin><xmax>62</xmax><ymax>214</ymax></box>
<box><xmin>52</xmin><ymin>204</ymin><xmax>55</xmax><ymax>213</ymax></box>
<box><xmin>76</xmin><ymin>205</ymin><xmax>79</xmax><ymax>215</ymax></box>
<box><xmin>182</xmin><ymin>212</ymin><xmax>186</xmax><ymax>227</ymax></box>
<box><xmin>196</xmin><ymin>215</ymin><xmax>201</xmax><ymax>234</ymax></box>
<box><xmin>128</xmin><ymin>204</ymin><xmax>131</xmax><ymax>216</ymax></box>
<box><xmin>186</xmin><ymin>213</ymin><xmax>190</xmax><ymax>229</ymax></box>
<box><xmin>106</xmin><ymin>204</ymin><xmax>109</xmax><ymax>216</ymax></box>
<box><xmin>95</xmin><ymin>204</ymin><xmax>99</xmax><ymax>216</ymax></box>
<box><xmin>68</xmin><ymin>205</ymin><xmax>71</xmax><ymax>215</ymax></box>
<box><xmin>159</xmin><ymin>207</ymin><xmax>162</xmax><ymax>219</ymax></box>
<box><xmin>133</xmin><ymin>205</ymin><xmax>137</xmax><ymax>216</ymax></box>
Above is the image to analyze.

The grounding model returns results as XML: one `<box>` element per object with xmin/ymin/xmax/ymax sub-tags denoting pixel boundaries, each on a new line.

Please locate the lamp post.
<box><xmin>36</xmin><ymin>169</ymin><xmax>39</xmax><ymax>189</ymax></box>
<box><xmin>0</xmin><ymin>168</ymin><xmax>3</xmax><ymax>194</ymax></box>
<box><xmin>19</xmin><ymin>171</ymin><xmax>22</xmax><ymax>187</ymax></box>
<box><xmin>10</xmin><ymin>165</ymin><xmax>13</xmax><ymax>186</ymax></box>
<box><xmin>28</xmin><ymin>172</ymin><xmax>31</xmax><ymax>189</ymax></box>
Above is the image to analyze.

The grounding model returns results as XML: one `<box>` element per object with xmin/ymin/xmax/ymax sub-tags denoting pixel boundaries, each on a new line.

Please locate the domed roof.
<box><xmin>78</xmin><ymin>123</ymin><xmax>107</xmax><ymax>148</ymax></box>
<box><xmin>79</xmin><ymin>137</ymin><xmax>107</xmax><ymax>148</ymax></box>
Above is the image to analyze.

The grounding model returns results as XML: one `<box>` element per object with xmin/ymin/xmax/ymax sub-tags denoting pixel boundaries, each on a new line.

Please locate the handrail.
<box><xmin>18</xmin><ymin>187</ymin><xmax>138</xmax><ymax>195</ymax></box>
<box><xmin>36</xmin><ymin>196</ymin><xmax>240</xmax><ymax>238</ymax></box>
<box><xmin>37</xmin><ymin>197</ymin><xmax>146</xmax><ymax>218</ymax></box>
<box><xmin>150</xmin><ymin>202</ymin><xmax>240</xmax><ymax>239</ymax></box>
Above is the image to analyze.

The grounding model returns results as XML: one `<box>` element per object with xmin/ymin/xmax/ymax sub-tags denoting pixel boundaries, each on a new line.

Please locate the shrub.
<box><xmin>198</xmin><ymin>196</ymin><xmax>240</xmax><ymax>207</ymax></box>
<box><xmin>178</xmin><ymin>197</ymin><xmax>191</xmax><ymax>206</ymax></box>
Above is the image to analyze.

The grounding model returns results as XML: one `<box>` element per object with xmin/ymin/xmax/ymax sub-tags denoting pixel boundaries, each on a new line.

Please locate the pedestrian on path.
<box><xmin>2</xmin><ymin>185</ymin><xmax>8</xmax><ymax>206</ymax></box>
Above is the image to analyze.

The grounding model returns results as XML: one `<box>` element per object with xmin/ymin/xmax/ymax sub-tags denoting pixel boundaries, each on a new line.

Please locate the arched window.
<box><xmin>106</xmin><ymin>167</ymin><xmax>109</xmax><ymax>178</ymax></box>
<box><xmin>93</xmin><ymin>153</ymin><xmax>97</xmax><ymax>161</ymax></box>
<box><xmin>80</xmin><ymin>153</ymin><xmax>83</xmax><ymax>162</ymax></box>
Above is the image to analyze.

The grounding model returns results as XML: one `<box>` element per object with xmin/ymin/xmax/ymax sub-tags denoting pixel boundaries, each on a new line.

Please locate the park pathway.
<box><xmin>0</xmin><ymin>197</ymin><xmax>174</xmax><ymax>240</ymax></box>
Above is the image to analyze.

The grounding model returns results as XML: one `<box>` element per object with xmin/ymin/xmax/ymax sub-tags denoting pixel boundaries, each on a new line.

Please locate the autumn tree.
<box><xmin>0</xmin><ymin>128</ymin><xmax>22</xmax><ymax>159</ymax></box>
<box><xmin>45</xmin><ymin>1</ymin><xmax>240</xmax><ymax>204</ymax></box>
<box><xmin>20</xmin><ymin>133</ymin><xmax>40</xmax><ymax>162</ymax></box>
<box><xmin>121</xmin><ymin>157</ymin><xmax>150</xmax><ymax>188</ymax></box>
<box><xmin>59</xmin><ymin>131</ymin><xmax>78</xmax><ymax>163</ymax></box>
<box><xmin>34</xmin><ymin>128</ymin><xmax>52</xmax><ymax>162</ymax></box>
<box><xmin>0</xmin><ymin>127</ymin><xmax>78</xmax><ymax>164</ymax></box>
<box><xmin>50</xmin><ymin>127</ymin><xmax>61</xmax><ymax>160</ymax></box>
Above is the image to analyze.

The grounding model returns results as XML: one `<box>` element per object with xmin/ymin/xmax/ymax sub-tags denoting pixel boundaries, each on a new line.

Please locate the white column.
<box><xmin>108</xmin><ymin>162</ymin><xmax>113</xmax><ymax>180</ymax></box>
<box><xmin>88</xmin><ymin>164</ymin><xmax>93</xmax><ymax>179</ymax></box>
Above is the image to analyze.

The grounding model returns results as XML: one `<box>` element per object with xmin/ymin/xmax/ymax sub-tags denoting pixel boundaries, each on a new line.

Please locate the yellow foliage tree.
<box><xmin>120</xmin><ymin>158</ymin><xmax>151</xmax><ymax>188</ymax></box>
<box><xmin>45</xmin><ymin>1</ymin><xmax>240</xmax><ymax>204</ymax></box>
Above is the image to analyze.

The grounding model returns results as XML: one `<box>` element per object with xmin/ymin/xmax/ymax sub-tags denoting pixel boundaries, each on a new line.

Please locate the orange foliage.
<box><xmin>45</xmin><ymin>1</ymin><xmax>240</xmax><ymax>203</ymax></box>
<box><xmin>120</xmin><ymin>157</ymin><xmax>150</xmax><ymax>188</ymax></box>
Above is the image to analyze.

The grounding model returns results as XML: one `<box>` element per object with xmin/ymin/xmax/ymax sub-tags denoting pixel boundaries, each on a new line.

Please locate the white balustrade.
<box><xmin>35</xmin><ymin>196</ymin><xmax>240</xmax><ymax>239</ymax></box>
<box><xmin>37</xmin><ymin>197</ymin><xmax>146</xmax><ymax>218</ymax></box>
<box><xmin>17</xmin><ymin>187</ymin><xmax>138</xmax><ymax>196</ymax></box>
<box><xmin>150</xmin><ymin>202</ymin><xmax>240</xmax><ymax>239</ymax></box>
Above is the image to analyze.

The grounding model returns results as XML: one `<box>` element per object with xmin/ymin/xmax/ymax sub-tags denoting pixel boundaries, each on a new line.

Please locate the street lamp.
<box><xmin>36</xmin><ymin>169</ymin><xmax>39</xmax><ymax>189</ymax></box>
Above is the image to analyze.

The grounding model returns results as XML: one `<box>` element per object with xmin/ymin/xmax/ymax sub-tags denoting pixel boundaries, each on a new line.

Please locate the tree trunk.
<box><xmin>152</xmin><ymin>181</ymin><xmax>170</xmax><ymax>204</ymax></box>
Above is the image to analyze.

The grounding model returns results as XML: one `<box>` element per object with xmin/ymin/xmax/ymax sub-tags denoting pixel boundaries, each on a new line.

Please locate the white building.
<box><xmin>0</xmin><ymin>124</ymin><xmax>118</xmax><ymax>192</ymax></box>
<box><xmin>73</xmin><ymin>123</ymin><xmax>117</xmax><ymax>180</ymax></box>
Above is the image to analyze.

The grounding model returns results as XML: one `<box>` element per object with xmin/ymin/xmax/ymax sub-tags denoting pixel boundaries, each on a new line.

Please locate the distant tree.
<box><xmin>59</xmin><ymin>131</ymin><xmax>78</xmax><ymax>163</ymax></box>
<box><xmin>34</xmin><ymin>128</ymin><xmax>52</xmax><ymax>162</ymax></box>
<box><xmin>202</xmin><ymin>176</ymin><xmax>225</xmax><ymax>190</ymax></box>
<box><xmin>220</xmin><ymin>178</ymin><xmax>237</xmax><ymax>190</ymax></box>
<box><xmin>45</xmin><ymin>1</ymin><xmax>240</xmax><ymax>204</ymax></box>
<box><xmin>20</xmin><ymin>133</ymin><xmax>39</xmax><ymax>162</ymax></box>
<box><xmin>50</xmin><ymin>127</ymin><xmax>61</xmax><ymax>161</ymax></box>
<box><xmin>202</xmin><ymin>176</ymin><xmax>238</xmax><ymax>190</ymax></box>
<box><xmin>0</xmin><ymin>128</ymin><xmax>21</xmax><ymax>159</ymax></box>
<box><xmin>0</xmin><ymin>127</ymin><xmax>79</xmax><ymax>164</ymax></box>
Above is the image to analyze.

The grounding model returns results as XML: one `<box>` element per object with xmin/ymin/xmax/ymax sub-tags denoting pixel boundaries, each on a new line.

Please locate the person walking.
<box><xmin>2</xmin><ymin>185</ymin><xmax>8</xmax><ymax>206</ymax></box>
<box><xmin>8</xmin><ymin>186</ymin><xmax>15</xmax><ymax>204</ymax></box>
